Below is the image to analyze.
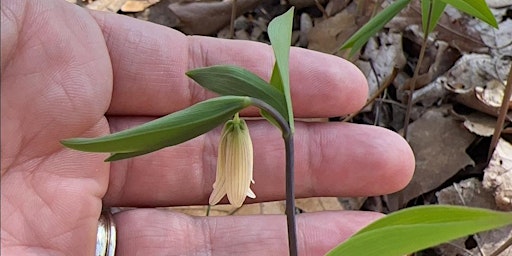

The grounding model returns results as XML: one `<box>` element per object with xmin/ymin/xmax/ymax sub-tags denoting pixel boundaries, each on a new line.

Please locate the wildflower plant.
<box><xmin>61</xmin><ymin>7</ymin><xmax>512</xmax><ymax>256</ymax></box>
<box><xmin>62</xmin><ymin>8</ymin><xmax>299</xmax><ymax>255</ymax></box>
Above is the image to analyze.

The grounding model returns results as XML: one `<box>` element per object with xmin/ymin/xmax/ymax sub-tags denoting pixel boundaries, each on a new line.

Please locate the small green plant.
<box><xmin>340</xmin><ymin>0</ymin><xmax>498</xmax><ymax>56</ymax></box>
<box><xmin>61</xmin><ymin>7</ymin><xmax>512</xmax><ymax>256</ymax></box>
<box><xmin>340</xmin><ymin>0</ymin><xmax>499</xmax><ymax>139</ymax></box>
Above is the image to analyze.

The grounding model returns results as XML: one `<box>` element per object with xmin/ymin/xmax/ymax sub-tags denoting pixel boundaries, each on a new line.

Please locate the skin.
<box><xmin>1</xmin><ymin>0</ymin><xmax>415</xmax><ymax>255</ymax></box>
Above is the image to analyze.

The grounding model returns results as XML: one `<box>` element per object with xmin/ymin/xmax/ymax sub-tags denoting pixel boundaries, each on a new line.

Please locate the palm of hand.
<box><xmin>2</xmin><ymin>1</ymin><xmax>415</xmax><ymax>255</ymax></box>
<box><xmin>2</xmin><ymin>2</ymin><xmax>111</xmax><ymax>254</ymax></box>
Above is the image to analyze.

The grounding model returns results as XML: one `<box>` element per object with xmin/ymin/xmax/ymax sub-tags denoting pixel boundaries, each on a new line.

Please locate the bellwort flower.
<box><xmin>209</xmin><ymin>114</ymin><xmax>255</xmax><ymax>207</ymax></box>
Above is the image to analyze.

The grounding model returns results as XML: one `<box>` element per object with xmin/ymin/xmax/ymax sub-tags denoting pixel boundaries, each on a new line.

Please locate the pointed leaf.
<box><xmin>61</xmin><ymin>96</ymin><xmax>252</xmax><ymax>160</ymax></box>
<box><xmin>422</xmin><ymin>0</ymin><xmax>447</xmax><ymax>34</ymax></box>
<box><xmin>440</xmin><ymin>0</ymin><xmax>498</xmax><ymax>28</ymax></box>
<box><xmin>106</xmin><ymin>148</ymin><xmax>159</xmax><ymax>162</ymax></box>
<box><xmin>268</xmin><ymin>7</ymin><xmax>295</xmax><ymax>132</ymax></box>
<box><xmin>186</xmin><ymin>65</ymin><xmax>288</xmax><ymax>120</ymax></box>
<box><xmin>340</xmin><ymin>0</ymin><xmax>412</xmax><ymax>56</ymax></box>
<box><xmin>327</xmin><ymin>205</ymin><xmax>512</xmax><ymax>256</ymax></box>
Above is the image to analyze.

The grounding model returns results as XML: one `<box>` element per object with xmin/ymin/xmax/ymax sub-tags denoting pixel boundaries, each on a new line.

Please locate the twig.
<box><xmin>489</xmin><ymin>236</ymin><xmax>512</xmax><ymax>256</ymax></box>
<box><xmin>230</xmin><ymin>0</ymin><xmax>237</xmax><ymax>39</ymax></box>
<box><xmin>343</xmin><ymin>67</ymin><xmax>398</xmax><ymax>122</ymax></box>
<box><xmin>453</xmin><ymin>183</ymin><xmax>485</xmax><ymax>256</ymax></box>
<box><xmin>402</xmin><ymin>1</ymin><xmax>433</xmax><ymax>140</ymax></box>
<box><xmin>314</xmin><ymin>0</ymin><xmax>328</xmax><ymax>18</ymax></box>
<box><xmin>369</xmin><ymin>59</ymin><xmax>382</xmax><ymax>125</ymax></box>
<box><xmin>487</xmin><ymin>64</ymin><xmax>512</xmax><ymax>161</ymax></box>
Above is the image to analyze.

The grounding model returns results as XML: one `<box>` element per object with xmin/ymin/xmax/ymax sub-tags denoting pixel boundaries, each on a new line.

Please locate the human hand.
<box><xmin>1</xmin><ymin>0</ymin><xmax>414</xmax><ymax>255</ymax></box>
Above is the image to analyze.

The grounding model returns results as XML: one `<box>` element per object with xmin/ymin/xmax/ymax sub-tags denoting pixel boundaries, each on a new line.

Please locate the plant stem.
<box><xmin>230</xmin><ymin>0</ymin><xmax>237</xmax><ymax>39</ymax></box>
<box><xmin>487</xmin><ymin>64</ymin><xmax>512</xmax><ymax>161</ymax></box>
<box><xmin>284</xmin><ymin>134</ymin><xmax>297</xmax><ymax>256</ymax></box>
<box><xmin>249</xmin><ymin>98</ymin><xmax>297</xmax><ymax>256</ymax></box>
<box><xmin>402</xmin><ymin>0</ymin><xmax>433</xmax><ymax>140</ymax></box>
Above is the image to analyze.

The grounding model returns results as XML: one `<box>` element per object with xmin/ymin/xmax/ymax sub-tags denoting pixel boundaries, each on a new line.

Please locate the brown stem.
<box><xmin>343</xmin><ymin>67</ymin><xmax>398</xmax><ymax>122</ymax></box>
<box><xmin>489</xmin><ymin>235</ymin><xmax>512</xmax><ymax>256</ymax></box>
<box><xmin>402</xmin><ymin>0</ymin><xmax>433</xmax><ymax>140</ymax></box>
<box><xmin>487</xmin><ymin>64</ymin><xmax>512</xmax><ymax>161</ymax></box>
<box><xmin>229</xmin><ymin>0</ymin><xmax>237</xmax><ymax>39</ymax></box>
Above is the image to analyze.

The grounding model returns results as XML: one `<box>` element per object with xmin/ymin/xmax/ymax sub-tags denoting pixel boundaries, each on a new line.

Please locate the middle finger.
<box><xmin>103</xmin><ymin>118</ymin><xmax>414</xmax><ymax>207</ymax></box>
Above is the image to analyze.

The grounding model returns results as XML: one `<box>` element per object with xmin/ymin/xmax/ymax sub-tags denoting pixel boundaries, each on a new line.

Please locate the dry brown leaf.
<box><xmin>121</xmin><ymin>0</ymin><xmax>160</xmax><ymax>12</ymax></box>
<box><xmin>168</xmin><ymin>0</ymin><xmax>261</xmax><ymax>35</ymax></box>
<box><xmin>443</xmin><ymin>54</ymin><xmax>512</xmax><ymax>118</ymax></box>
<box><xmin>295</xmin><ymin>197</ymin><xmax>344</xmax><ymax>212</ymax></box>
<box><xmin>487</xmin><ymin>0</ymin><xmax>512</xmax><ymax>8</ymax></box>
<box><xmin>460</xmin><ymin>112</ymin><xmax>498</xmax><ymax>137</ymax></box>
<box><xmin>444</xmin><ymin>54</ymin><xmax>509</xmax><ymax>92</ymax></box>
<box><xmin>475</xmin><ymin>80</ymin><xmax>508</xmax><ymax>108</ymax></box>
<box><xmin>483</xmin><ymin>138</ymin><xmax>512</xmax><ymax>210</ymax></box>
<box><xmin>454</xmin><ymin>90</ymin><xmax>512</xmax><ymax>120</ymax></box>
<box><xmin>307</xmin><ymin>7</ymin><xmax>358</xmax><ymax>55</ymax></box>
<box><xmin>288</xmin><ymin>0</ymin><xmax>325</xmax><ymax>9</ymax></box>
<box><xmin>436</xmin><ymin>178</ymin><xmax>512</xmax><ymax>256</ymax></box>
<box><xmin>386</xmin><ymin>106</ymin><xmax>476</xmax><ymax>210</ymax></box>
<box><xmin>387</xmin><ymin>2</ymin><xmax>487</xmax><ymax>53</ymax></box>
<box><xmin>356</xmin><ymin>32</ymin><xmax>406</xmax><ymax>102</ymax></box>
<box><xmin>437</xmin><ymin>178</ymin><xmax>497</xmax><ymax>210</ymax></box>
<box><xmin>87</xmin><ymin>0</ymin><xmax>128</xmax><ymax>12</ymax></box>
<box><xmin>169</xmin><ymin>197</ymin><xmax>343</xmax><ymax>217</ymax></box>
<box><xmin>477</xmin><ymin>17</ymin><xmax>512</xmax><ymax>49</ymax></box>
<box><xmin>324</xmin><ymin>0</ymin><xmax>350</xmax><ymax>17</ymax></box>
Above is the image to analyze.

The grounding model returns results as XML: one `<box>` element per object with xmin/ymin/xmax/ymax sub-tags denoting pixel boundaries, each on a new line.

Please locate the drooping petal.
<box><xmin>209</xmin><ymin>115</ymin><xmax>255</xmax><ymax>207</ymax></box>
<box><xmin>247</xmin><ymin>188</ymin><xmax>256</xmax><ymax>199</ymax></box>
<box><xmin>209</xmin><ymin>121</ymin><xmax>232</xmax><ymax>205</ymax></box>
<box><xmin>226</xmin><ymin>118</ymin><xmax>254</xmax><ymax>207</ymax></box>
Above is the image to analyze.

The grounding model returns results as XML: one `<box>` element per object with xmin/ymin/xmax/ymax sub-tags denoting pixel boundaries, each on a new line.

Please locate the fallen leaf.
<box><xmin>386</xmin><ymin>106</ymin><xmax>476</xmax><ymax>211</ymax></box>
<box><xmin>168</xmin><ymin>197</ymin><xmax>344</xmax><ymax>216</ymax></box>
<box><xmin>444</xmin><ymin>54</ymin><xmax>509</xmax><ymax>92</ymax></box>
<box><xmin>487</xmin><ymin>0</ymin><xmax>512</xmax><ymax>8</ymax></box>
<box><xmin>475</xmin><ymin>79</ymin><xmax>508</xmax><ymax>108</ymax></box>
<box><xmin>357</xmin><ymin>31</ymin><xmax>406</xmax><ymax>103</ymax></box>
<box><xmin>387</xmin><ymin>3</ymin><xmax>487</xmax><ymax>53</ymax></box>
<box><xmin>476</xmin><ymin>16</ymin><xmax>512</xmax><ymax>49</ymax></box>
<box><xmin>87</xmin><ymin>0</ymin><xmax>128</xmax><ymax>12</ymax></box>
<box><xmin>324</xmin><ymin>0</ymin><xmax>350</xmax><ymax>17</ymax></box>
<box><xmin>483</xmin><ymin>138</ymin><xmax>512</xmax><ymax>210</ymax></box>
<box><xmin>460</xmin><ymin>111</ymin><xmax>499</xmax><ymax>137</ymax></box>
<box><xmin>168</xmin><ymin>0</ymin><xmax>261</xmax><ymax>35</ymax></box>
<box><xmin>121</xmin><ymin>0</ymin><xmax>160</xmax><ymax>12</ymax></box>
<box><xmin>436</xmin><ymin>178</ymin><xmax>512</xmax><ymax>256</ymax></box>
<box><xmin>307</xmin><ymin>4</ymin><xmax>359</xmax><ymax>56</ymax></box>
<box><xmin>295</xmin><ymin>197</ymin><xmax>344</xmax><ymax>212</ymax></box>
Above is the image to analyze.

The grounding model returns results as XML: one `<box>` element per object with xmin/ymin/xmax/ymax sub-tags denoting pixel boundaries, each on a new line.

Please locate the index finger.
<box><xmin>89</xmin><ymin>11</ymin><xmax>368</xmax><ymax>117</ymax></box>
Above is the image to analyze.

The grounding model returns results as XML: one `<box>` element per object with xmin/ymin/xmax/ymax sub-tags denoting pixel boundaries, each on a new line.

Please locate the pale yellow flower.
<box><xmin>209</xmin><ymin>114</ymin><xmax>255</xmax><ymax>208</ymax></box>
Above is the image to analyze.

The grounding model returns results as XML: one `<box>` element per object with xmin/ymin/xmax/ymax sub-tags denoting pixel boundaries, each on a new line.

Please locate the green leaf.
<box><xmin>440</xmin><ymin>0</ymin><xmax>498</xmax><ymax>28</ymax></box>
<box><xmin>340</xmin><ymin>0</ymin><xmax>412</xmax><ymax>56</ymax></box>
<box><xmin>268</xmin><ymin>7</ymin><xmax>295</xmax><ymax>133</ymax></box>
<box><xmin>61</xmin><ymin>96</ymin><xmax>252</xmax><ymax>161</ymax></box>
<box><xmin>327</xmin><ymin>205</ymin><xmax>512</xmax><ymax>256</ymax></box>
<box><xmin>186</xmin><ymin>65</ymin><xmax>288</xmax><ymax>120</ymax></box>
<box><xmin>422</xmin><ymin>0</ymin><xmax>447</xmax><ymax>34</ymax></box>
